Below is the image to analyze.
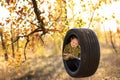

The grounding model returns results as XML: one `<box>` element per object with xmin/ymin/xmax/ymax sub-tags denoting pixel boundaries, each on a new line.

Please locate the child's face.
<box><xmin>70</xmin><ymin>38</ymin><xmax>79</xmax><ymax>48</ymax></box>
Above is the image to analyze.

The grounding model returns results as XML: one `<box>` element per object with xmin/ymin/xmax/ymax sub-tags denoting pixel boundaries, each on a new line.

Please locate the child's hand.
<box><xmin>67</xmin><ymin>54</ymin><xmax>74</xmax><ymax>59</ymax></box>
<box><xmin>64</xmin><ymin>54</ymin><xmax>74</xmax><ymax>60</ymax></box>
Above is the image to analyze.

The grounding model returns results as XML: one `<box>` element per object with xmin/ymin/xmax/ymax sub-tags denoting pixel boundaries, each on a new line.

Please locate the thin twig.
<box><xmin>12</xmin><ymin>27</ymin><xmax>42</xmax><ymax>44</ymax></box>
<box><xmin>24</xmin><ymin>36</ymin><xmax>30</xmax><ymax>60</ymax></box>
<box><xmin>109</xmin><ymin>30</ymin><xmax>118</xmax><ymax>54</ymax></box>
<box><xmin>10</xmin><ymin>25</ymin><xmax>15</xmax><ymax>58</ymax></box>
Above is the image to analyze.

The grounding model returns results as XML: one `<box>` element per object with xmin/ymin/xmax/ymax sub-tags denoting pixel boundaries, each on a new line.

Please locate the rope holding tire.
<box><xmin>62</xmin><ymin>28</ymin><xmax>100</xmax><ymax>78</ymax></box>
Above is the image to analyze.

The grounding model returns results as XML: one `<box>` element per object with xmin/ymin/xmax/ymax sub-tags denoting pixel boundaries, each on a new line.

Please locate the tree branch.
<box><xmin>31</xmin><ymin>0</ymin><xmax>46</xmax><ymax>34</ymax></box>
<box><xmin>24</xmin><ymin>36</ymin><xmax>30</xmax><ymax>60</ymax></box>
<box><xmin>10</xmin><ymin>25</ymin><xmax>15</xmax><ymax>58</ymax></box>
<box><xmin>12</xmin><ymin>27</ymin><xmax>42</xmax><ymax>43</ymax></box>
<box><xmin>109</xmin><ymin>30</ymin><xmax>118</xmax><ymax>54</ymax></box>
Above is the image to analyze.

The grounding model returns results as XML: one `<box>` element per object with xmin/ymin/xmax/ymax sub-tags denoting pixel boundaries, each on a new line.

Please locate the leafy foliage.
<box><xmin>0</xmin><ymin>0</ymin><xmax>119</xmax><ymax>67</ymax></box>
<box><xmin>0</xmin><ymin>0</ymin><xmax>120</xmax><ymax>80</ymax></box>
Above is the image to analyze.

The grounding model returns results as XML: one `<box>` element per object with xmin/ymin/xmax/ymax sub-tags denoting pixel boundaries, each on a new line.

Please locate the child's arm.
<box><xmin>63</xmin><ymin>44</ymin><xmax>75</xmax><ymax>60</ymax></box>
<box><xmin>63</xmin><ymin>54</ymin><xmax>75</xmax><ymax>60</ymax></box>
<box><xmin>63</xmin><ymin>54</ymin><xmax>69</xmax><ymax>60</ymax></box>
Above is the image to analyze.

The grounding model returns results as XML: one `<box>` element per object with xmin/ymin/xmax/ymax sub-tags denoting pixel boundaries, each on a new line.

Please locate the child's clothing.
<box><xmin>63</xmin><ymin>43</ymin><xmax>81</xmax><ymax>60</ymax></box>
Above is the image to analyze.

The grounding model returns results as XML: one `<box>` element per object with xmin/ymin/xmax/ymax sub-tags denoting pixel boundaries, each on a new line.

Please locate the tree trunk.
<box><xmin>0</xmin><ymin>31</ymin><xmax>8</xmax><ymax>60</ymax></box>
<box><xmin>109</xmin><ymin>30</ymin><xmax>118</xmax><ymax>54</ymax></box>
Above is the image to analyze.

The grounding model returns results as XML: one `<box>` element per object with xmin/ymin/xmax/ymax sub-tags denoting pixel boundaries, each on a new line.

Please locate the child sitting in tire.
<box><xmin>63</xmin><ymin>36</ymin><xmax>81</xmax><ymax>69</ymax></box>
<box><xmin>63</xmin><ymin>36</ymin><xmax>81</xmax><ymax>60</ymax></box>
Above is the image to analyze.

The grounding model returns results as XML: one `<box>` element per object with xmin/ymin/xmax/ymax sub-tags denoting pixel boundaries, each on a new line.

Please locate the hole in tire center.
<box><xmin>66</xmin><ymin>59</ymin><xmax>80</xmax><ymax>72</ymax></box>
<box><xmin>63</xmin><ymin>35</ymin><xmax>81</xmax><ymax>72</ymax></box>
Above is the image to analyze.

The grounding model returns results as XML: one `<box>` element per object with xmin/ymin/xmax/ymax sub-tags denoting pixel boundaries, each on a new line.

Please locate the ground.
<box><xmin>0</xmin><ymin>43</ymin><xmax>120</xmax><ymax>80</ymax></box>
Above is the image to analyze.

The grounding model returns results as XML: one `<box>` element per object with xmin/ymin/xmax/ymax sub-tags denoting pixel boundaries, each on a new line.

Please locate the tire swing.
<box><xmin>62</xmin><ymin>28</ymin><xmax>100</xmax><ymax>78</ymax></box>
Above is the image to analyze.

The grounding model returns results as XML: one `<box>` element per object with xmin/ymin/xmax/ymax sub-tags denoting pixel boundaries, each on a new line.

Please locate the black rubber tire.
<box><xmin>62</xmin><ymin>28</ymin><xmax>100</xmax><ymax>78</ymax></box>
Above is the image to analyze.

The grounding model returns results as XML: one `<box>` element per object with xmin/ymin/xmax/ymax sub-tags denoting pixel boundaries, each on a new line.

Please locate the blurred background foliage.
<box><xmin>0</xmin><ymin>0</ymin><xmax>120</xmax><ymax>80</ymax></box>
